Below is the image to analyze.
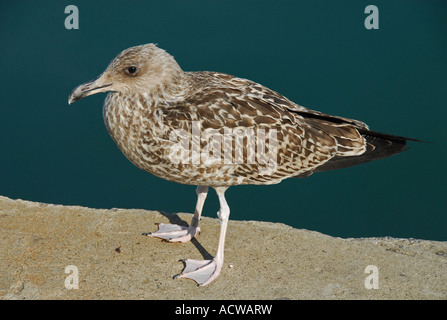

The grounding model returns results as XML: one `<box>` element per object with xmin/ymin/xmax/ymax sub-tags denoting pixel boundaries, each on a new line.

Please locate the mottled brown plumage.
<box><xmin>68</xmin><ymin>43</ymin><xmax>416</xmax><ymax>286</ymax></box>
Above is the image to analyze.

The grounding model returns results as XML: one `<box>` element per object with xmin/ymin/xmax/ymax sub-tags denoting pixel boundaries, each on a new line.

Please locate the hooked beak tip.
<box><xmin>68</xmin><ymin>95</ymin><xmax>77</xmax><ymax>105</ymax></box>
<box><xmin>68</xmin><ymin>88</ymin><xmax>84</xmax><ymax>105</ymax></box>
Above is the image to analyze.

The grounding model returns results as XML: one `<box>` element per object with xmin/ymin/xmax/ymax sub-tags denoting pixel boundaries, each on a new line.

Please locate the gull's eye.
<box><xmin>124</xmin><ymin>66</ymin><xmax>138</xmax><ymax>76</ymax></box>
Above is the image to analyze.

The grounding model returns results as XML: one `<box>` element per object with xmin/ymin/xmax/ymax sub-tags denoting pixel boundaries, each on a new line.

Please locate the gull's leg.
<box><xmin>145</xmin><ymin>186</ymin><xmax>208</xmax><ymax>243</ymax></box>
<box><xmin>175</xmin><ymin>187</ymin><xmax>230</xmax><ymax>286</ymax></box>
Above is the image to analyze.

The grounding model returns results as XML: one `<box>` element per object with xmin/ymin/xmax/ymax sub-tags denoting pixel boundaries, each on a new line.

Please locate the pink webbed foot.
<box><xmin>174</xmin><ymin>258</ymin><xmax>223</xmax><ymax>286</ymax></box>
<box><xmin>144</xmin><ymin>223</ymin><xmax>200</xmax><ymax>243</ymax></box>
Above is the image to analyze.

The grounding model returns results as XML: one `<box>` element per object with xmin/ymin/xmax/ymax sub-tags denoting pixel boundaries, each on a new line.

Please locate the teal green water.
<box><xmin>1</xmin><ymin>1</ymin><xmax>446</xmax><ymax>240</ymax></box>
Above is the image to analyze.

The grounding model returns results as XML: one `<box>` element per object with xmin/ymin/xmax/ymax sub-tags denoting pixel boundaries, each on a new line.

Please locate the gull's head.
<box><xmin>68</xmin><ymin>43</ymin><xmax>183</xmax><ymax>104</ymax></box>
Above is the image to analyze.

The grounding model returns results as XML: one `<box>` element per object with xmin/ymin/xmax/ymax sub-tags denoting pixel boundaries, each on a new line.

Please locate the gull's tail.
<box><xmin>312</xmin><ymin>129</ymin><xmax>422</xmax><ymax>173</ymax></box>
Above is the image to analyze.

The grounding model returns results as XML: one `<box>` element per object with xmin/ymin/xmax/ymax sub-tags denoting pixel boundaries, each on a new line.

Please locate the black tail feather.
<box><xmin>308</xmin><ymin>130</ymin><xmax>422</xmax><ymax>174</ymax></box>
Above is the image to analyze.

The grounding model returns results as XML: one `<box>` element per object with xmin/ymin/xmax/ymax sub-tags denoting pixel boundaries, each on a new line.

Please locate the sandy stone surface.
<box><xmin>0</xmin><ymin>195</ymin><xmax>445</xmax><ymax>300</ymax></box>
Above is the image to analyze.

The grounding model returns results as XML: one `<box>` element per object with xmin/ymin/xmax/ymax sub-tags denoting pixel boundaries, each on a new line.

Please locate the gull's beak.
<box><xmin>68</xmin><ymin>76</ymin><xmax>113</xmax><ymax>105</ymax></box>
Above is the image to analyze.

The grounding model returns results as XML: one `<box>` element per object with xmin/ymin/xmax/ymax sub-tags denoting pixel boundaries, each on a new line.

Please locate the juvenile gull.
<box><xmin>68</xmin><ymin>43</ymin><xmax>418</xmax><ymax>286</ymax></box>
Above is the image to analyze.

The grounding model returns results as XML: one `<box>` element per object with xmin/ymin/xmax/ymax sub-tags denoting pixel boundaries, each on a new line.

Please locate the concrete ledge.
<box><xmin>0</xmin><ymin>195</ymin><xmax>445</xmax><ymax>299</ymax></box>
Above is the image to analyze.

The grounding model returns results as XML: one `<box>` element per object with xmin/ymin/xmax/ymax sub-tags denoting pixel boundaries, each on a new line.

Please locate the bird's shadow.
<box><xmin>146</xmin><ymin>210</ymin><xmax>213</xmax><ymax>260</ymax></box>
